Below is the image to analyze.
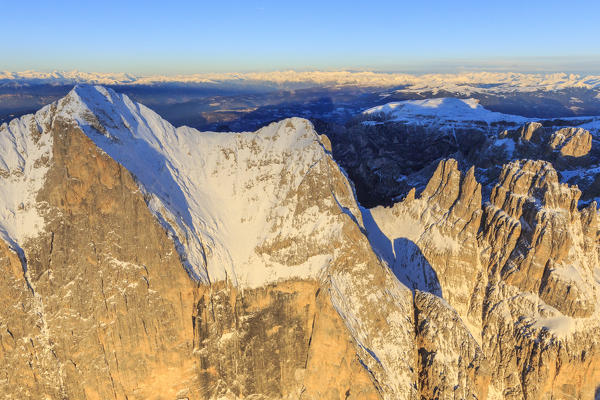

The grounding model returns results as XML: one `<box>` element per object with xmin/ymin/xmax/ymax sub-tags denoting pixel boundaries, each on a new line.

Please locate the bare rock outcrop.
<box><xmin>368</xmin><ymin>159</ymin><xmax>485</xmax><ymax>332</ymax></box>
<box><xmin>192</xmin><ymin>280</ymin><xmax>379</xmax><ymax>399</ymax></box>
<box><xmin>501</xmin><ymin>121</ymin><xmax>546</xmax><ymax>144</ymax></box>
<box><xmin>479</xmin><ymin>159</ymin><xmax>600</xmax><ymax>398</ymax></box>
<box><xmin>1</xmin><ymin>114</ymin><xmax>199</xmax><ymax>398</ymax></box>
<box><xmin>485</xmin><ymin>160</ymin><xmax>596</xmax><ymax>318</ymax></box>
<box><xmin>549</xmin><ymin>127</ymin><xmax>592</xmax><ymax>157</ymax></box>
<box><xmin>414</xmin><ymin>290</ymin><xmax>490</xmax><ymax>400</ymax></box>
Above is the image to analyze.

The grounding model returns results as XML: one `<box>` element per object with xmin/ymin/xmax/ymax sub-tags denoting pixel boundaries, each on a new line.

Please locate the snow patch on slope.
<box><xmin>0</xmin><ymin>106</ymin><xmax>54</xmax><ymax>251</ymax></box>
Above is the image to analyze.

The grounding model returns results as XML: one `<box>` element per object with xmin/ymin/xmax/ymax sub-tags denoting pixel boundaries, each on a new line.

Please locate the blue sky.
<box><xmin>2</xmin><ymin>0</ymin><xmax>599</xmax><ymax>74</ymax></box>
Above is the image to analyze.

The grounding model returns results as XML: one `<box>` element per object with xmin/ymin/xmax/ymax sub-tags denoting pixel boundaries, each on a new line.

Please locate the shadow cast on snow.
<box><xmin>361</xmin><ymin>207</ymin><xmax>442</xmax><ymax>297</ymax></box>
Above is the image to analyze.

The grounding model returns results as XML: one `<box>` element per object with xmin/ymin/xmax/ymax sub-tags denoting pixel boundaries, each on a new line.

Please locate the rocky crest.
<box><xmin>0</xmin><ymin>86</ymin><xmax>419</xmax><ymax>399</ymax></box>
<box><xmin>329</xmin><ymin>111</ymin><xmax>599</xmax><ymax>207</ymax></box>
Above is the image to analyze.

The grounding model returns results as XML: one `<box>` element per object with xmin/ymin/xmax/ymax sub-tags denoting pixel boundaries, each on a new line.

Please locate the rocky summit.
<box><xmin>0</xmin><ymin>85</ymin><xmax>599</xmax><ymax>399</ymax></box>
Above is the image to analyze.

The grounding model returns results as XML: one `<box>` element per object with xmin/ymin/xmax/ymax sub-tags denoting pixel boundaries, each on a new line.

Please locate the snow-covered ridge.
<box><xmin>362</xmin><ymin>97</ymin><xmax>600</xmax><ymax>136</ymax></box>
<box><xmin>3</xmin><ymin>70</ymin><xmax>600</xmax><ymax>92</ymax></box>
<box><xmin>42</xmin><ymin>85</ymin><xmax>357</xmax><ymax>287</ymax></box>
<box><xmin>364</xmin><ymin>97</ymin><xmax>529</xmax><ymax>124</ymax></box>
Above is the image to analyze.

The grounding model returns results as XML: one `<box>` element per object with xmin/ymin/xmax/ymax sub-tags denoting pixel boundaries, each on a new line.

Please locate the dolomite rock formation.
<box><xmin>0</xmin><ymin>110</ymin><xmax>199</xmax><ymax>399</ymax></box>
<box><xmin>497</xmin><ymin>123</ymin><xmax>593</xmax><ymax>160</ymax></box>
<box><xmin>1</xmin><ymin>86</ymin><xmax>599</xmax><ymax>399</ymax></box>
<box><xmin>367</xmin><ymin>159</ymin><xmax>485</xmax><ymax>332</ymax></box>
<box><xmin>368</xmin><ymin>157</ymin><xmax>600</xmax><ymax>399</ymax></box>
<box><xmin>192</xmin><ymin>281</ymin><xmax>379</xmax><ymax>399</ymax></box>
<box><xmin>549</xmin><ymin>127</ymin><xmax>592</xmax><ymax>157</ymax></box>
<box><xmin>503</xmin><ymin>121</ymin><xmax>546</xmax><ymax>143</ymax></box>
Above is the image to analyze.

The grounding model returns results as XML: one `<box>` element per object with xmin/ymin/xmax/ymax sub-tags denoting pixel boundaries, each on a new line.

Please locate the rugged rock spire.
<box><xmin>549</xmin><ymin>127</ymin><xmax>592</xmax><ymax>157</ymax></box>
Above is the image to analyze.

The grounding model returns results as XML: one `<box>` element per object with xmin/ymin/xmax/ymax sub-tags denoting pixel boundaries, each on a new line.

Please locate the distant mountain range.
<box><xmin>3</xmin><ymin>70</ymin><xmax>600</xmax><ymax>93</ymax></box>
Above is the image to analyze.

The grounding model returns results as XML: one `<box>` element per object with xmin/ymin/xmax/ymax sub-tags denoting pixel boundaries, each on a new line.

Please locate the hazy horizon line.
<box><xmin>2</xmin><ymin>55</ymin><xmax>600</xmax><ymax>77</ymax></box>
<box><xmin>3</xmin><ymin>68</ymin><xmax>600</xmax><ymax>78</ymax></box>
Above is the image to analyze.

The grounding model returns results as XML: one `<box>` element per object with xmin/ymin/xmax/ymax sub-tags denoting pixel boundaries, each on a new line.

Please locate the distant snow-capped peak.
<box><xmin>363</xmin><ymin>97</ymin><xmax>529</xmax><ymax>125</ymax></box>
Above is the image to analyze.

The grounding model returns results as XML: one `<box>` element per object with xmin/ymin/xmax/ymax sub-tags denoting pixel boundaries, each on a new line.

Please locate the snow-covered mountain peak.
<box><xmin>29</xmin><ymin>85</ymin><xmax>356</xmax><ymax>287</ymax></box>
<box><xmin>54</xmin><ymin>84</ymin><xmax>165</xmax><ymax>142</ymax></box>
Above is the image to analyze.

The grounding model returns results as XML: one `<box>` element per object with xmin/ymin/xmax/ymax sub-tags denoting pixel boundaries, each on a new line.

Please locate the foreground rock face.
<box><xmin>192</xmin><ymin>281</ymin><xmax>378</xmax><ymax>399</ymax></box>
<box><xmin>0</xmin><ymin>114</ymin><xmax>199</xmax><ymax>399</ymax></box>
<box><xmin>0</xmin><ymin>87</ymin><xmax>419</xmax><ymax>399</ymax></box>
<box><xmin>1</xmin><ymin>86</ymin><xmax>599</xmax><ymax>399</ymax></box>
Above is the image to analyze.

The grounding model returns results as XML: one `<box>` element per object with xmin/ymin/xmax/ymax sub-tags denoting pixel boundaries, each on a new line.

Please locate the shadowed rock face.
<box><xmin>329</xmin><ymin>114</ymin><xmax>599</xmax><ymax>209</ymax></box>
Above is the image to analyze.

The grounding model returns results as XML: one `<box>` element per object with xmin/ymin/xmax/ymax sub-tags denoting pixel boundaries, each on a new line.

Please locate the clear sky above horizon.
<box><xmin>2</xmin><ymin>0</ymin><xmax>600</xmax><ymax>74</ymax></box>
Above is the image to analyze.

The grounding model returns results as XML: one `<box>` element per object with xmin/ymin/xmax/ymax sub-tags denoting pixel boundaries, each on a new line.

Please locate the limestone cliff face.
<box><xmin>503</xmin><ymin>122</ymin><xmax>546</xmax><ymax>144</ymax></box>
<box><xmin>480</xmin><ymin>159</ymin><xmax>600</xmax><ymax>399</ymax></box>
<box><xmin>487</xmin><ymin>160</ymin><xmax>596</xmax><ymax>318</ymax></box>
<box><xmin>414</xmin><ymin>290</ymin><xmax>490</xmax><ymax>400</ymax></box>
<box><xmin>498</xmin><ymin>123</ymin><xmax>593</xmax><ymax>161</ymax></box>
<box><xmin>368</xmin><ymin>159</ymin><xmax>485</xmax><ymax>333</ymax></box>
<box><xmin>0</xmin><ymin>87</ymin><xmax>417</xmax><ymax>399</ymax></box>
<box><xmin>192</xmin><ymin>280</ymin><xmax>378</xmax><ymax>399</ymax></box>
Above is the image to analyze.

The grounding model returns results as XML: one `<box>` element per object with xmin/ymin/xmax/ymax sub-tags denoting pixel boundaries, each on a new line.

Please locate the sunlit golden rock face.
<box><xmin>192</xmin><ymin>280</ymin><xmax>379</xmax><ymax>400</ymax></box>
<box><xmin>549</xmin><ymin>127</ymin><xmax>592</xmax><ymax>157</ymax></box>
<box><xmin>0</xmin><ymin>117</ymin><xmax>198</xmax><ymax>399</ymax></box>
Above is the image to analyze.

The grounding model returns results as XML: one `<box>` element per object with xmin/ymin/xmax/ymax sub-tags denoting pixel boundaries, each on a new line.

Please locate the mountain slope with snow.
<box><xmin>0</xmin><ymin>85</ymin><xmax>428</xmax><ymax>398</ymax></box>
<box><xmin>1</xmin><ymin>85</ymin><xmax>599</xmax><ymax>399</ymax></box>
<box><xmin>0</xmin><ymin>103</ymin><xmax>54</xmax><ymax>250</ymax></box>
<box><xmin>363</xmin><ymin>97</ymin><xmax>530</xmax><ymax>125</ymax></box>
<box><xmin>27</xmin><ymin>85</ymin><xmax>366</xmax><ymax>287</ymax></box>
